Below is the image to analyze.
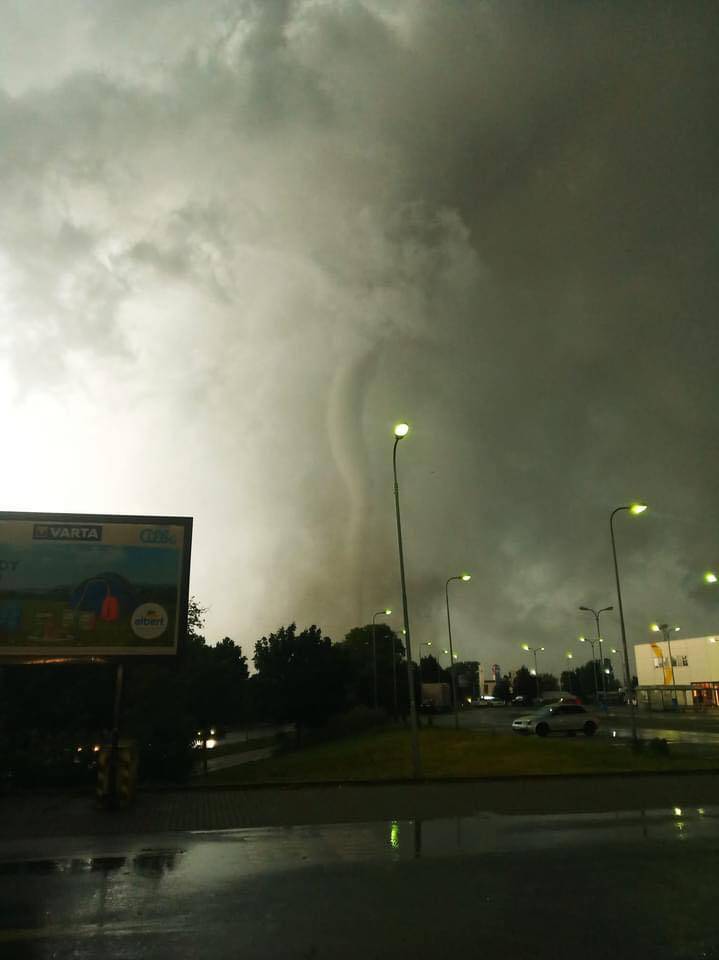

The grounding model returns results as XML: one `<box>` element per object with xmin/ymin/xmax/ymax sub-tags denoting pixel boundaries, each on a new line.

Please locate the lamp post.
<box><xmin>417</xmin><ymin>640</ymin><xmax>433</xmax><ymax>721</ymax></box>
<box><xmin>520</xmin><ymin>643</ymin><xmax>545</xmax><ymax>700</ymax></box>
<box><xmin>445</xmin><ymin>574</ymin><xmax>471</xmax><ymax>730</ymax></box>
<box><xmin>606</xmin><ymin>646</ymin><xmax>623</xmax><ymax>690</ymax></box>
<box><xmin>392</xmin><ymin>423</ymin><xmax>421</xmax><ymax>777</ymax></box>
<box><xmin>371</xmin><ymin>608</ymin><xmax>392</xmax><ymax>711</ymax></box>
<box><xmin>651</xmin><ymin>623</ymin><xmax>680</xmax><ymax>708</ymax></box>
<box><xmin>565</xmin><ymin>652</ymin><xmax>574</xmax><ymax>694</ymax></box>
<box><xmin>579</xmin><ymin>605</ymin><xmax>613</xmax><ymax>700</ymax></box>
<box><xmin>418</xmin><ymin>640</ymin><xmax>432</xmax><ymax>676</ymax></box>
<box><xmin>578</xmin><ymin>635</ymin><xmax>603</xmax><ymax>702</ymax></box>
<box><xmin>610</xmin><ymin>503</ymin><xmax>647</xmax><ymax>742</ymax></box>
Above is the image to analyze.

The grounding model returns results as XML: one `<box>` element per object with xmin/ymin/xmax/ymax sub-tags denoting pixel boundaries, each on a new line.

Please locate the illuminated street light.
<box><xmin>650</xmin><ymin>622</ymin><xmax>681</xmax><ymax>708</ymax></box>
<box><xmin>610</xmin><ymin>503</ymin><xmax>648</xmax><ymax>741</ymax></box>
<box><xmin>446</xmin><ymin>574</ymin><xmax>472</xmax><ymax>730</ymax></box>
<box><xmin>704</xmin><ymin>572</ymin><xmax>718</xmax><ymax>584</ymax></box>
<box><xmin>565</xmin><ymin>652</ymin><xmax>574</xmax><ymax>695</ymax></box>
<box><xmin>578</xmin><ymin>635</ymin><xmax>604</xmax><ymax>702</ymax></box>
<box><xmin>371</xmin><ymin>608</ymin><xmax>392</xmax><ymax>711</ymax></box>
<box><xmin>392</xmin><ymin>422</ymin><xmax>420</xmax><ymax>776</ymax></box>
<box><xmin>579</xmin><ymin>605</ymin><xmax>614</xmax><ymax>699</ymax></box>
<box><xmin>520</xmin><ymin>643</ymin><xmax>545</xmax><ymax>699</ymax></box>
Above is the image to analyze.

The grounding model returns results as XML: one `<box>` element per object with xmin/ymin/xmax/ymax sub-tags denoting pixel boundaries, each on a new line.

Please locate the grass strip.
<box><xmin>203</xmin><ymin>727</ymin><xmax>719</xmax><ymax>785</ymax></box>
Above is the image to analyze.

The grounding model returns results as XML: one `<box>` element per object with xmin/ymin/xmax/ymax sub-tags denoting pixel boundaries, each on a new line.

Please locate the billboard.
<box><xmin>0</xmin><ymin>512</ymin><xmax>192</xmax><ymax>661</ymax></box>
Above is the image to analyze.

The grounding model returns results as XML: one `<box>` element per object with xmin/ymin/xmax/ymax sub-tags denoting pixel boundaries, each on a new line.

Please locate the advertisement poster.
<box><xmin>0</xmin><ymin>513</ymin><xmax>192</xmax><ymax>660</ymax></box>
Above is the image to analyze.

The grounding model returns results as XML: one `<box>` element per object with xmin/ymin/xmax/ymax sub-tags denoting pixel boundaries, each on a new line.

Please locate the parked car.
<box><xmin>511</xmin><ymin>695</ymin><xmax>534</xmax><ymax>707</ymax></box>
<box><xmin>512</xmin><ymin>703</ymin><xmax>599</xmax><ymax>737</ymax></box>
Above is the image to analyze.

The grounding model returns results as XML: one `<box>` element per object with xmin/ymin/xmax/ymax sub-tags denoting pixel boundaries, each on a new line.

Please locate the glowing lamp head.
<box><xmin>566</xmin><ymin>652</ymin><xmax>573</xmax><ymax>660</ymax></box>
<box><xmin>394</xmin><ymin>422</ymin><xmax>410</xmax><ymax>438</ymax></box>
<box><xmin>385</xmin><ymin>609</ymin><xmax>392</xmax><ymax>615</ymax></box>
<box><xmin>521</xmin><ymin>643</ymin><xmax>530</xmax><ymax>652</ymax></box>
<box><xmin>579</xmin><ymin>636</ymin><xmax>586</xmax><ymax>643</ymax></box>
<box><xmin>460</xmin><ymin>574</ymin><xmax>472</xmax><ymax>582</ymax></box>
<box><xmin>629</xmin><ymin>503</ymin><xmax>648</xmax><ymax>515</ymax></box>
<box><xmin>704</xmin><ymin>572</ymin><xmax>718</xmax><ymax>584</ymax></box>
<box><xmin>650</xmin><ymin>623</ymin><xmax>661</xmax><ymax>633</ymax></box>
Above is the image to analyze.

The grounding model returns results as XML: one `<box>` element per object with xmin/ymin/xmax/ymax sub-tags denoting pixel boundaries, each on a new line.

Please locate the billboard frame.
<box><xmin>0</xmin><ymin>511</ymin><xmax>193</xmax><ymax>664</ymax></box>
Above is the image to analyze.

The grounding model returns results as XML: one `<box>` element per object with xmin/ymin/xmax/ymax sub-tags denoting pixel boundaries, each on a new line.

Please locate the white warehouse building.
<box><xmin>634</xmin><ymin>634</ymin><xmax>719</xmax><ymax>710</ymax></box>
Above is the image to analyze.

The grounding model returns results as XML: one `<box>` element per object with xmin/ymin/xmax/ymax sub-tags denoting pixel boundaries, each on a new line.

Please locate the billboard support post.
<box><xmin>108</xmin><ymin>662</ymin><xmax>124</xmax><ymax>808</ymax></box>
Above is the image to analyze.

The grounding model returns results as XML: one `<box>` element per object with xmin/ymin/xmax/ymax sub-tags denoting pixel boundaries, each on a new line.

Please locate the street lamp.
<box><xmin>392</xmin><ymin>422</ymin><xmax>420</xmax><ymax>777</ymax></box>
<box><xmin>418</xmin><ymin>640</ymin><xmax>432</xmax><ymax>678</ymax></box>
<box><xmin>579</xmin><ymin>605</ymin><xmax>613</xmax><ymax>699</ymax></box>
<box><xmin>610</xmin><ymin>503</ymin><xmax>647</xmax><ymax>742</ymax></box>
<box><xmin>578</xmin><ymin>635</ymin><xmax>604</xmax><ymax>702</ymax></box>
<box><xmin>650</xmin><ymin>623</ymin><xmax>681</xmax><ymax>708</ymax></box>
<box><xmin>565</xmin><ymin>652</ymin><xmax>574</xmax><ymax>694</ymax></box>
<box><xmin>445</xmin><ymin>574</ymin><xmax>471</xmax><ymax>730</ymax></box>
<box><xmin>704</xmin><ymin>572</ymin><xmax>718</xmax><ymax>584</ymax></box>
<box><xmin>371</xmin><ymin>608</ymin><xmax>392</xmax><ymax>711</ymax></box>
<box><xmin>520</xmin><ymin>643</ymin><xmax>545</xmax><ymax>699</ymax></box>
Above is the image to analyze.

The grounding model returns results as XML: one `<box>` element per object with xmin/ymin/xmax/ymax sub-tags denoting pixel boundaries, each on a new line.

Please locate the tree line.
<box><xmin>0</xmin><ymin>598</ymin><xmax>622</xmax><ymax>786</ymax></box>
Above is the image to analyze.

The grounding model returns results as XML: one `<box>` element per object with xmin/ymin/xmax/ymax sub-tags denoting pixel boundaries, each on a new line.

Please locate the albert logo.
<box><xmin>131</xmin><ymin>603</ymin><xmax>169</xmax><ymax>640</ymax></box>
<box><xmin>33</xmin><ymin>524</ymin><xmax>103</xmax><ymax>542</ymax></box>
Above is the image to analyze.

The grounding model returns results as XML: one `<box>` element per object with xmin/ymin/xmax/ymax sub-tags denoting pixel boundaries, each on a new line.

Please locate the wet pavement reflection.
<box><xmin>2</xmin><ymin>807</ymin><xmax>719</xmax><ymax>958</ymax></box>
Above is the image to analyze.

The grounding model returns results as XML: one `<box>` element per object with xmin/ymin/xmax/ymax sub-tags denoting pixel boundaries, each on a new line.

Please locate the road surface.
<box><xmin>2</xmin><ymin>805</ymin><xmax>718</xmax><ymax>958</ymax></box>
<box><xmin>433</xmin><ymin>704</ymin><xmax>719</xmax><ymax>752</ymax></box>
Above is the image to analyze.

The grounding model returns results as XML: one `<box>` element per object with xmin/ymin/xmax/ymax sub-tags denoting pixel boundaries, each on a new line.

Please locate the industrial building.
<box><xmin>634</xmin><ymin>634</ymin><xmax>719</xmax><ymax>709</ymax></box>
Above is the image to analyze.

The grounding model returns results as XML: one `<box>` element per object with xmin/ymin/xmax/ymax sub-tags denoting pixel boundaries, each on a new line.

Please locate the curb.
<box><xmin>137</xmin><ymin>766</ymin><xmax>719</xmax><ymax>794</ymax></box>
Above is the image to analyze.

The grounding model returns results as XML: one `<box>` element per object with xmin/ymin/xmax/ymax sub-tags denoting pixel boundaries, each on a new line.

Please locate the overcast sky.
<box><xmin>2</xmin><ymin>0</ymin><xmax>718</xmax><ymax>676</ymax></box>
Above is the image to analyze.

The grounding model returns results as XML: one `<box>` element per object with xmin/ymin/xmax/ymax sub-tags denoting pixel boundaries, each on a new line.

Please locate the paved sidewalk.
<box><xmin>1</xmin><ymin>771</ymin><xmax>718</xmax><ymax>840</ymax></box>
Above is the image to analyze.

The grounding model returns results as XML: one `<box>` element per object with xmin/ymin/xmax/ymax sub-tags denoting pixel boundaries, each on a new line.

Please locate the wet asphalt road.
<box><xmin>2</xmin><ymin>806</ymin><xmax>719</xmax><ymax>959</ymax></box>
<box><xmin>433</xmin><ymin>705</ymin><xmax>719</xmax><ymax>751</ymax></box>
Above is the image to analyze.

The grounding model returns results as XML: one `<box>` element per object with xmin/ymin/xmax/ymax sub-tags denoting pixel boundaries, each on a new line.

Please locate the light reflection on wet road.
<box><xmin>2</xmin><ymin>807</ymin><xmax>719</xmax><ymax>958</ymax></box>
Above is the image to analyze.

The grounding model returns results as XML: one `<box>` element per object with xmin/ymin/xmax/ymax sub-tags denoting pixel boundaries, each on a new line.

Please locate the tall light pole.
<box><xmin>418</xmin><ymin>640</ymin><xmax>432</xmax><ymax>675</ymax></box>
<box><xmin>417</xmin><ymin>640</ymin><xmax>433</xmax><ymax>721</ymax></box>
<box><xmin>651</xmin><ymin>622</ymin><xmax>680</xmax><ymax>708</ymax></box>
<box><xmin>610</xmin><ymin>503</ymin><xmax>647</xmax><ymax>742</ymax></box>
<box><xmin>579</xmin><ymin>605</ymin><xmax>613</xmax><ymax>699</ymax></box>
<box><xmin>578</xmin><ymin>635</ymin><xmax>602</xmax><ymax>701</ymax></box>
<box><xmin>565</xmin><ymin>652</ymin><xmax>574</xmax><ymax>694</ymax></box>
<box><xmin>521</xmin><ymin>643</ymin><xmax>545</xmax><ymax>699</ymax></box>
<box><xmin>392</xmin><ymin>422</ymin><xmax>421</xmax><ymax>777</ymax></box>
<box><xmin>608</xmin><ymin>646</ymin><xmax>623</xmax><ymax>689</ymax></box>
<box><xmin>445</xmin><ymin>574</ymin><xmax>471</xmax><ymax>730</ymax></box>
<box><xmin>371</xmin><ymin>608</ymin><xmax>392</xmax><ymax>710</ymax></box>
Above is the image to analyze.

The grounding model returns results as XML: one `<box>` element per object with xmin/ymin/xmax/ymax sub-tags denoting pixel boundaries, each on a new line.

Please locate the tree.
<box><xmin>341</xmin><ymin>624</ymin><xmax>405</xmax><ymax>715</ymax></box>
<box><xmin>538</xmin><ymin>672</ymin><xmax>558</xmax><ymax>694</ymax></box>
<box><xmin>494</xmin><ymin>677</ymin><xmax>512</xmax><ymax>702</ymax></box>
<box><xmin>254</xmin><ymin>624</ymin><xmax>350</xmax><ymax>742</ymax></box>
<box><xmin>123</xmin><ymin>599</ymin><xmax>249</xmax><ymax>780</ymax></box>
<box><xmin>420</xmin><ymin>654</ymin><xmax>448</xmax><ymax>684</ymax></box>
<box><xmin>513</xmin><ymin>665</ymin><xmax>538</xmax><ymax>700</ymax></box>
<box><xmin>452</xmin><ymin>661</ymin><xmax>480</xmax><ymax>701</ymax></box>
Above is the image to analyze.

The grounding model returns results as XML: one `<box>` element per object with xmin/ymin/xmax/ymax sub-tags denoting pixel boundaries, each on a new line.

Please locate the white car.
<box><xmin>512</xmin><ymin>703</ymin><xmax>599</xmax><ymax>737</ymax></box>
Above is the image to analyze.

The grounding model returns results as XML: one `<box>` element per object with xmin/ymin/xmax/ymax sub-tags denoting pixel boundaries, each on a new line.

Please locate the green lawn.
<box><xmin>203</xmin><ymin>736</ymin><xmax>277</xmax><ymax>760</ymax></box>
<box><xmin>203</xmin><ymin>726</ymin><xmax>718</xmax><ymax>785</ymax></box>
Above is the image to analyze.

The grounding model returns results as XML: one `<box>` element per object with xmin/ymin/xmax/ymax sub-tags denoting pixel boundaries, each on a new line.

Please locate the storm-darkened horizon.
<box><xmin>2</xmin><ymin>0</ymin><xmax>718</xmax><ymax>676</ymax></box>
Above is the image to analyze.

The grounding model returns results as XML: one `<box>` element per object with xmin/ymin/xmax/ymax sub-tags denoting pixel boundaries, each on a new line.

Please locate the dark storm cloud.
<box><xmin>1</xmin><ymin>1</ymin><xmax>717</xmax><ymax>672</ymax></box>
